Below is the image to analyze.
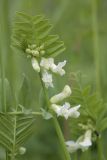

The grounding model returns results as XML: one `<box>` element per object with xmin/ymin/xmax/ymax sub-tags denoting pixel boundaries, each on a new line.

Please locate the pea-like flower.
<box><xmin>66</xmin><ymin>130</ymin><xmax>92</xmax><ymax>153</ymax></box>
<box><xmin>79</xmin><ymin>129</ymin><xmax>92</xmax><ymax>151</ymax></box>
<box><xmin>40</xmin><ymin>57</ymin><xmax>66</xmax><ymax>76</ymax></box>
<box><xmin>51</xmin><ymin>60</ymin><xmax>66</xmax><ymax>76</ymax></box>
<box><xmin>50</xmin><ymin>85</ymin><xmax>72</xmax><ymax>103</ymax></box>
<box><xmin>42</xmin><ymin>70</ymin><xmax>53</xmax><ymax>88</ymax></box>
<box><xmin>51</xmin><ymin>103</ymin><xmax>81</xmax><ymax>119</ymax></box>
<box><xmin>31</xmin><ymin>57</ymin><xmax>40</xmax><ymax>72</ymax></box>
<box><xmin>40</xmin><ymin>57</ymin><xmax>54</xmax><ymax>70</ymax></box>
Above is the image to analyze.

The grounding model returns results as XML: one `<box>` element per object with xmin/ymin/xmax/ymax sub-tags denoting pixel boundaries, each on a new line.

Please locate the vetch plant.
<box><xmin>11</xmin><ymin>12</ymin><xmax>73</xmax><ymax>160</ymax></box>
<box><xmin>0</xmin><ymin>12</ymin><xmax>107</xmax><ymax>160</ymax></box>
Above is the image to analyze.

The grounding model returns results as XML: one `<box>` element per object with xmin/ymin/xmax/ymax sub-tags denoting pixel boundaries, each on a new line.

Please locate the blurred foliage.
<box><xmin>0</xmin><ymin>0</ymin><xmax>107</xmax><ymax>159</ymax></box>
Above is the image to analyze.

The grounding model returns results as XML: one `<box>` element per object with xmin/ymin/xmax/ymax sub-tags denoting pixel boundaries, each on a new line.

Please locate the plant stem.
<box><xmin>0</xmin><ymin>0</ymin><xmax>7</xmax><ymax>112</ymax></box>
<box><xmin>91</xmin><ymin>1</ymin><xmax>105</xmax><ymax>159</ymax></box>
<box><xmin>91</xmin><ymin>0</ymin><xmax>101</xmax><ymax>94</ymax></box>
<box><xmin>39</xmin><ymin>72</ymin><xmax>71</xmax><ymax>160</ymax></box>
<box><xmin>7</xmin><ymin>111</ymin><xmax>42</xmax><ymax>116</ymax></box>
<box><xmin>74</xmin><ymin>152</ymin><xmax>78</xmax><ymax>160</ymax></box>
<box><xmin>97</xmin><ymin>138</ymin><xmax>105</xmax><ymax>160</ymax></box>
<box><xmin>0</xmin><ymin>1</ymin><xmax>12</xmax><ymax>157</ymax></box>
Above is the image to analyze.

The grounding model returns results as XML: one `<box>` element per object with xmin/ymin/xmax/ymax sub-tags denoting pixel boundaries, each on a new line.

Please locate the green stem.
<box><xmin>0</xmin><ymin>48</ymin><xmax>6</xmax><ymax>112</ymax></box>
<box><xmin>7</xmin><ymin>111</ymin><xmax>42</xmax><ymax>116</ymax></box>
<box><xmin>97</xmin><ymin>138</ymin><xmax>105</xmax><ymax>160</ymax></box>
<box><xmin>74</xmin><ymin>152</ymin><xmax>78</xmax><ymax>160</ymax></box>
<box><xmin>91</xmin><ymin>0</ymin><xmax>101</xmax><ymax>94</ymax></box>
<box><xmin>91</xmin><ymin>1</ymin><xmax>105</xmax><ymax>159</ymax></box>
<box><xmin>0</xmin><ymin>0</ymin><xmax>7</xmax><ymax>112</ymax></box>
<box><xmin>6</xmin><ymin>151</ymin><xmax>11</xmax><ymax>160</ymax></box>
<box><xmin>39</xmin><ymin>72</ymin><xmax>71</xmax><ymax>160</ymax></box>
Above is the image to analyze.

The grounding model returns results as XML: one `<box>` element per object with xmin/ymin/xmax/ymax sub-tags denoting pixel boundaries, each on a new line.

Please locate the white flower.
<box><xmin>66</xmin><ymin>141</ymin><xmax>80</xmax><ymax>153</ymax></box>
<box><xmin>50</xmin><ymin>85</ymin><xmax>72</xmax><ymax>104</ymax></box>
<box><xmin>51</xmin><ymin>103</ymin><xmax>70</xmax><ymax>119</ymax></box>
<box><xmin>51</xmin><ymin>60</ymin><xmax>66</xmax><ymax>76</ymax></box>
<box><xmin>51</xmin><ymin>104</ymin><xmax>61</xmax><ymax>115</ymax></box>
<box><xmin>51</xmin><ymin>103</ymin><xmax>80</xmax><ymax>119</ymax></box>
<box><xmin>40</xmin><ymin>58</ymin><xmax>66</xmax><ymax>76</ymax></box>
<box><xmin>42</xmin><ymin>70</ymin><xmax>53</xmax><ymax>88</ymax></box>
<box><xmin>79</xmin><ymin>129</ymin><xmax>92</xmax><ymax>151</ymax></box>
<box><xmin>31</xmin><ymin>57</ymin><xmax>40</xmax><ymax>72</ymax></box>
<box><xmin>66</xmin><ymin>130</ymin><xmax>92</xmax><ymax>153</ymax></box>
<box><xmin>40</xmin><ymin>57</ymin><xmax>54</xmax><ymax>70</ymax></box>
<box><xmin>68</xmin><ymin>105</ymin><xmax>81</xmax><ymax>118</ymax></box>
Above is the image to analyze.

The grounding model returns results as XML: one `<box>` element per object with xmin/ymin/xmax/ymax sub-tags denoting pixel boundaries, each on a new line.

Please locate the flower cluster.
<box><xmin>50</xmin><ymin>85</ymin><xmax>81</xmax><ymax>119</ymax></box>
<box><xmin>28</xmin><ymin>43</ymin><xmax>85</xmax><ymax>153</ymax></box>
<box><xmin>28</xmin><ymin>44</ymin><xmax>81</xmax><ymax>120</ymax></box>
<box><xmin>26</xmin><ymin>44</ymin><xmax>66</xmax><ymax>88</ymax></box>
<box><xmin>66</xmin><ymin>129</ymin><xmax>92</xmax><ymax>153</ymax></box>
<box><xmin>26</xmin><ymin>44</ymin><xmax>45</xmax><ymax>58</ymax></box>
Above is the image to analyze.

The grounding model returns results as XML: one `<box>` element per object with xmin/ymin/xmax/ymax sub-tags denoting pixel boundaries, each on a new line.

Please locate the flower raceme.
<box><xmin>30</xmin><ymin>44</ymin><xmax>81</xmax><ymax>120</ymax></box>
<box><xmin>66</xmin><ymin>130</ymin><xmax>92</xmax><ymax>153</ymax></box>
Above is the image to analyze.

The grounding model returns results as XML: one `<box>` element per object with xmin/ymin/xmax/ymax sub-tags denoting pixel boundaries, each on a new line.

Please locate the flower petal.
<box><xmin>42</xmin><ymin>70</ymin><xmax>53</xmax><ymax>88</ymax></box>
<box><xmin>31</xmin><ymin>58</ymin><xmax>40</xmax><ymax>72</ymax></box>
<box><xmin>50</xmin><ymin>85</ymin><xmax>72</xmax><ymax>104</ymax></box>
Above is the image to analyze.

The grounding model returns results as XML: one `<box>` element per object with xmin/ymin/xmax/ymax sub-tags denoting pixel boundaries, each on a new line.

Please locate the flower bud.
<box><xmin>63</xmin><ymin>85</ymin><xmax>72</xmax><ymax>97</ymax></box>
<box><xmin>40</xmin><ymin>50</ymin><xmax>45</xmax><ymax>55</ymax></box>
<box><xmin>30</xmin><ymin>44</ymin><xmax>36</xmax><ymax>49</ymax></box>
<box><xmin>32</xmin><ymin>50</ymin><xmax>39</xmax><ymax>57</ymax></box>
<box><xmin>40</xmin><ymin>44</ymin><xmax>44</xmax><ymax>50</ymax></box>
<box><xmin>19</xmin><ymin>147</ymin><xmax>26</xmax><ymax>155</ymax></box>
<box><xmin>31</xmin><ymin>57</ymin><xmax>40</xmax><ymax>72</ymax></box>
<box><xmin>26</xmin><ymin>48</ymin><xmax>32</xmax><ymax>54</ymax></box>
<box><xmin>50</xmin><ymin>85</ymin><xmax>72</xmax><ymax>104</ymax></box>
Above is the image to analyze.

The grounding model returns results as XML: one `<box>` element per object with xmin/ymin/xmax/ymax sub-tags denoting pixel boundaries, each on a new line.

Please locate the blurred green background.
<box><xmin>0</xmin><ymin>0</ymin><xmax>107</xmax><ymax>159</ymax></box>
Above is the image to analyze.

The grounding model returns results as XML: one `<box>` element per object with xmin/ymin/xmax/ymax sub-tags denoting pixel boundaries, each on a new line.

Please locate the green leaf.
<box><xmin>0</xmin><ymin>114</ymin><xmax>35</xmax><ymax>158</ymax></box>
<box><xmin>97</xmin><ymin>117</ymin><xmax>107</xmax><ymax>132</ymax></box>
<box><xmin>69</xmin><ymin>72</ymin><xmax>106</xmax><ymax>138</ymax></box>
<box><xmin>97</xmin><ymin>103</ymin><xmax>107</xmax><ymax>123</ymax></box>
<box><xmin>14</xmin><ymin>74</ymin><xmax>31</xmax><ymax>107</ymax></box>
<box><xmin>0</xmin><ymin>78</ymin><xmax>13</xmax><ymax>111</ymax></box>
<box><xmin>11</xmin><ymin>12</ymin><xmax>65</xmax><ymax>58</ymax></box>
